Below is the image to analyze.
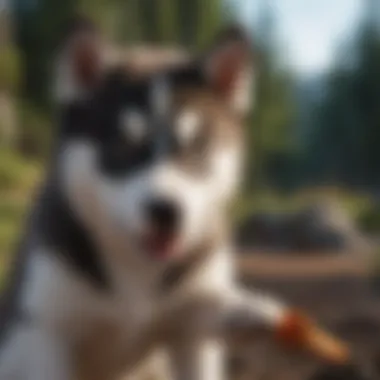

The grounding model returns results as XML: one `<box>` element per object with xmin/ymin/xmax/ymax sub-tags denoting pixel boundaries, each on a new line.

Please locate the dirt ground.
<box><xmin>230</xmin><ymin>252</ymin><xmax>380</xmax><ymax>380</ymax></box>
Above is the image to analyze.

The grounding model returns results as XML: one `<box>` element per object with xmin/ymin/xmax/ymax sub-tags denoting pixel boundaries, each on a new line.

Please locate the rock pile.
<box><xmin>237</xmin><ymin>201</ymin><xmax>369</xmax><ymax>253</ymax></box>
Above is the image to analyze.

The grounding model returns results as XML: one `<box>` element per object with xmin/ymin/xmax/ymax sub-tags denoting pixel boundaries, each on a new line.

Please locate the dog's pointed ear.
<box><xmin>201</xmin><ymin>25</ymin><xmax>255</xmax><ymax>116</ymax></box>
<box><xmin>54</xmin><ymin>16</ymin><xmax>107</xmax><ymax>103</ymax></box>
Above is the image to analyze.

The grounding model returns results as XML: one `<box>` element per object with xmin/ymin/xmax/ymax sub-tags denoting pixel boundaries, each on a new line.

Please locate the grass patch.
<box><xmin>0</xmin><ymin>149</ymin><xmax>42</xmax><ymax>286</ymax></box>
<box><xmin>0</xmin><ymin>149</ymin><xmax>41</xmax><ymax>194</ymax></box>
<box><xmin>0</xmin><ymin>200</ymin><xmax>28</xmax><ymax>287</ymax></box>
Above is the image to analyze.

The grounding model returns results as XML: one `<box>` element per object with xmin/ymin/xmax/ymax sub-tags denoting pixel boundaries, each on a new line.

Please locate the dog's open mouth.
<box><xmin>144</xmin><ymin>228</ymin><xmax>180</xmax><ymax>259</ymax></box>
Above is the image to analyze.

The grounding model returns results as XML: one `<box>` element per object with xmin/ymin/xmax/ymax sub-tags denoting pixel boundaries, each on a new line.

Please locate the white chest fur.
<box><xmin>23</xmin><ymin>250</ymin><xmax>158</xmax><ymax>337</ymax></box>
<box><xmin>9</xmin><ymin>245</ymin><xmax>234</xmax><ymax>380</ymax></box>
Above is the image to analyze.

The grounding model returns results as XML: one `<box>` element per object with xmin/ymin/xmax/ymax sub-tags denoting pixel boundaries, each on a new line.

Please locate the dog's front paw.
<box><xmin>310</xmin><ymin>362</ymin><xmax>378</xmax><ymax>380</ymax></box>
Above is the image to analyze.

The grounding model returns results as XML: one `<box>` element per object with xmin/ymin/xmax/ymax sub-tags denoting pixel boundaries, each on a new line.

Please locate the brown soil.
<box><xmin>238</xmin><ymin>252</ymin><xmax>370</xmax><ymax>278</ymax></box>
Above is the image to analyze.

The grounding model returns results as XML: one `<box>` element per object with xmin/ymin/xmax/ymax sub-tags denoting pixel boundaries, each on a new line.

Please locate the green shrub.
<box><xmin>0</xmin><ymin>221</ymin><xmax>19</xmax><ymax>254</ymax></box>
<box><xmin>0</xmin><ymin>45</ymin><xmax>21</xmax><ymax>93</ymax></box>
<box><xmin>357</xmin><ymin>205</ymin><xmax>380</xmax><ymax>234</ymax></box>
<box><xmin>0</xmin><ymin>149</ymin><xmax>41</xmax><ymax>192</ymax></box>
<box><xmin>18</xmin><ymin>104</ymin><xmax>52</xmax><ymax>158</ymax></box>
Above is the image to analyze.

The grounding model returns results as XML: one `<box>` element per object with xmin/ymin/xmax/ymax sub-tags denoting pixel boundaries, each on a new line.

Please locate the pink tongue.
<box><xmin>147</xmin><ymin>232</ymin><xmax>178</xmax><ymax>259</ymax></box>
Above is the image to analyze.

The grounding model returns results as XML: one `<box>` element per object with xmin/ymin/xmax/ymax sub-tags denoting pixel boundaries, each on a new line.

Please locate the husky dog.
<box><xmin>0</xmin><ymin>18</ymin><xmax>372</xmax><ymax>380</ymax></box>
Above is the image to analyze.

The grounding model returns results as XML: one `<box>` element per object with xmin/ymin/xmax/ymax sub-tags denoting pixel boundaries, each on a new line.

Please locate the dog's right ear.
<box><xmin>54</xmin><ymin>16</ymin><xmax>107</xmax><ymax>104</ymax></box>
<box><xmin>200</xmin><ymin>25</ymin><xmax>255</xmax><ymax>117</ymax></box>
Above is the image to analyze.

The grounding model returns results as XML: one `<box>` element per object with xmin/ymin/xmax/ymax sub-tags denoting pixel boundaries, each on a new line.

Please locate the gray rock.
<box><xmin>237</xmin><ymin>200</ymin><xmax>369</xmax><ymax>253</ymax></box>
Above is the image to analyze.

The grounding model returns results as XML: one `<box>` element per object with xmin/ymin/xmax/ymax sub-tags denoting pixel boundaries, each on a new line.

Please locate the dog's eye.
<box><xmin>176</xmin><ymin>110</ymin><xmax>202</xmax><ymax>147</ymax></box>
<box><xmin>173</xmin><ymin>111</ymin><xmax>210</xmax><ymax>174</ymax></box>
<box><xmin>175</xmin><ymin>110</ymin><xmax>209</xmax><ymax>156</ymax></box>
<box><xmin>120</xmin><ymin>109</ymin><xmax>147</xmax><ymax>144</ymax></box>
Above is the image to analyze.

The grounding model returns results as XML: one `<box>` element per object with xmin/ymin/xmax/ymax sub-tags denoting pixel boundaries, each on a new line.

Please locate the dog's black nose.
<box><xmin>146</xmin><ymin>198</ymin><xmax>180</xmax><ymax>231</ymax></box>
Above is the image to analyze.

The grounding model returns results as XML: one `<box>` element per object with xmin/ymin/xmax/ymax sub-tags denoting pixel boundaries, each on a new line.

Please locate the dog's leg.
<box><xmin>162</xmin><ymin>295</ymin><xmax>229</xmax><ymax>380</ymax></box>
<box><xmin>218</xmin><ymin>287</ymin><xmax>352</xmax><ymax>366</ymax></box>
<box><xmin>165</xmin><ymin>286</ymin><xmax>353</xmax><ymax>373</ymax></box>
<box><xmin>124</xmin><ymin>349</ymin><xmax>174</xmax><ymax>380</ymax></box>
<box><xmin>168</xmin><ymin>338</ymin><xmax>225</xmax><ymax>380</ymax></box>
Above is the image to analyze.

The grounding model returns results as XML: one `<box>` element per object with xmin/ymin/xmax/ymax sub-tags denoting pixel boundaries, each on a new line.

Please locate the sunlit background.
<box><xmin>1</xmin><ymin>1</ymin><xmax>380</xmax><ymax>377</ymax></box>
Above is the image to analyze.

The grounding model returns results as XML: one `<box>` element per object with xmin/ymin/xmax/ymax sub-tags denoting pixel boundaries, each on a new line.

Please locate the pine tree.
<box><xmin>248</xmin><ymin>0</ymin><xmax>296</xmax><ymax>189</ymax></box>
<box><xmin>307</xmin><ymin>0</ymin><xmax>380</xmax><ymax>188</ymax></box>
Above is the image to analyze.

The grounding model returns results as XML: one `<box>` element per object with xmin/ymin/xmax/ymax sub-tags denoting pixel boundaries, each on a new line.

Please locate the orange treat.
<box><xmin>275</xmin><ymin>310</ymin><xmax>351</xmax><ymax>365</ymax></box>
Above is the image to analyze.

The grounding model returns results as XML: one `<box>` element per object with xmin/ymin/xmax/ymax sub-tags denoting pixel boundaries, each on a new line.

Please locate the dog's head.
<box><xmin>56</xmin><ymin>19</ymin><xmax>255</xmax><ymax>261</ymax></box>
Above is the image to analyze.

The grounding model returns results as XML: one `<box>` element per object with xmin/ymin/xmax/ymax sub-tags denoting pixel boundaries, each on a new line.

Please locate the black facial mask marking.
<box><xmin>59</xmin><ymin>67</ymin><xmax>213</xmax><ymax>180</ymax></box>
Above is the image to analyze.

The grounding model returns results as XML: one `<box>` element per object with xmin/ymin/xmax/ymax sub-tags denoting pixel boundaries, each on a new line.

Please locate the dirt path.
<box><xmin>237</xmin><ymin>251</ymin><xmax>371</xmax><ymax>278</ymax></box>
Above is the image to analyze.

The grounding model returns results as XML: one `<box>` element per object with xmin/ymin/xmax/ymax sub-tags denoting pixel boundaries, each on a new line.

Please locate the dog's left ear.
<box><xmin>201</xmin><ymin>25</ymin><xmax>255</xmax><ymax>117</ymax></box>
<box><xmin>54</xmin><ymin>16</ymin><xmax>109</xmax><ymax>104</ymax></box>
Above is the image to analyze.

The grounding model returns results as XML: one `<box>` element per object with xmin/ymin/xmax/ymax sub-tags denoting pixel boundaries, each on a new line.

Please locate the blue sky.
<box><xmin>235</xmin><ymin>0</ymin><xmax>364</xmax><ymax>74</ymax></box>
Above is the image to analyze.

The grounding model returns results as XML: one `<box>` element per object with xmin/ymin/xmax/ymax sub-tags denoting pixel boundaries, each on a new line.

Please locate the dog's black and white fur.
<box><xmin>0</xmin><ymin>21</ymin><xmax>371</xmax><ymax>380</ymax></box>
